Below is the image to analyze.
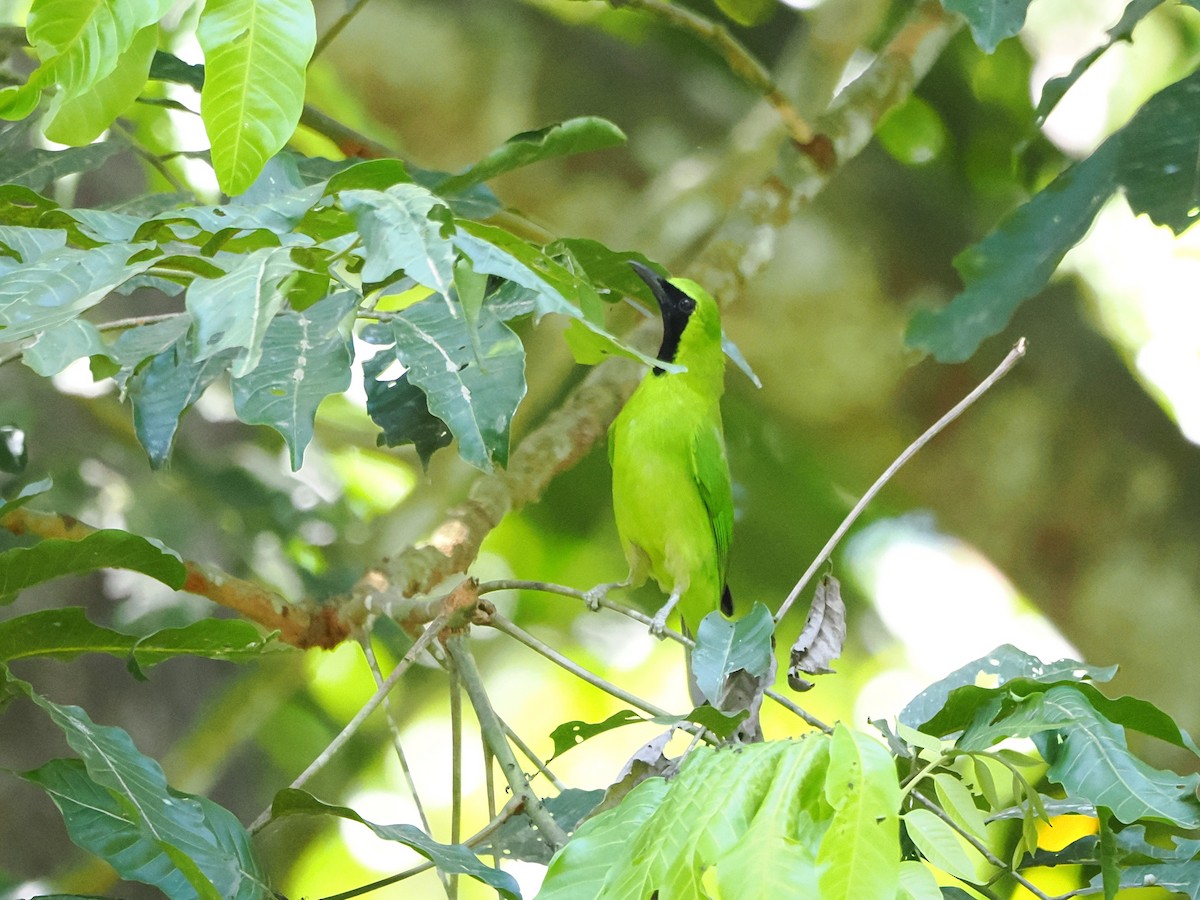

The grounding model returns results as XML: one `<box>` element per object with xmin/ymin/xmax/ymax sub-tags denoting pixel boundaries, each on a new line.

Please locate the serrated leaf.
<box><xmin>389</xmin><ymin>296</ymin><xmax>526</xmax><ymax>471</ymax></box>
<box><xmin>44</xmin><ymin>25</ymin><xmax>159</xmax><ymax>145</ymax></box>
<box><xmin>788</xmin><ymin>573</ymin><xmax>847</xmax><ymax>691</ymax></box>
<box><xmin>231</xmin><ymin>291</ymin><xmax>356</xmax><ymax>469</ymax></box>
<box><xmin>942</xmin><ymin>0</ymin><xmax>1031</xmax><ymax>53</ymax></box>
<box><xmin>0</xmin><ymin>529</ymin><xmax>185</xmax><ymax>603</ymax></box>
<box><xmin>186</xmin><ymin>246</ymin><xmax>294</xmax><ymax>376</ymax></box>
<box><xmin>22</xmin><ymin>319</ymin><xmax>105</xmax><ymax>376</ymax></box>
<box><xmin>128</xmin><ymin>337</ymin><xmax>235</xmax><ymax>468</ymax></box>
<box><xmin>0</xmin><ymin>607</ymin><xmax>273</xmax><ymax>671</ymax></box>
<box><xmin>1036</xmin><ymin>0</ymin><xmax>1163</xmax><ymax>121</ymax></box>
<box><xmin>269</xmin><ymin>788</ymin><xmax>520</xmax><ymax>898</ymax></box>
<box><xmin>900</xmin><ymin>643</ymin><xmax>1114</xmax><ymax>729</ymax></box>
<box><xmin>23</xmin><ymin>758</ymin><xmax>269</xmax><ymax>899</ymax></box>
<box><xmin>0</xmin><ymin>242</ymin><xmax>155</xmax><ymax>344</ymax></box>
<box><xmin>197</xmin><ymin>0</ymin><xmax>316</xmax><ymax>194</ymax></box>
<box><xmin>341</xmin><ymin>184</ymin><xmax>455</xmax><ymax>294</ymax></box>
<box><xmin>691</xmin><ymin>601</ymin><xmax>774</xmax><ymax>708</ymax></box>
<box><xmin>437</xmin><ymin>117</ymin><xmax>626</xmax><ymax>194</ymax></box>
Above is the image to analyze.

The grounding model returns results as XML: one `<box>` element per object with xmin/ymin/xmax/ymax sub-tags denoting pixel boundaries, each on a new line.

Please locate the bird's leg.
<box><xmin>649</xmin><ymin>587</ymin><xmax>682</xmax><ymax>638</ymax></box>
<box><xmin>583</xmin><ymin>579</ymin><xmax>629</xmax><ymax>612</ymax></box>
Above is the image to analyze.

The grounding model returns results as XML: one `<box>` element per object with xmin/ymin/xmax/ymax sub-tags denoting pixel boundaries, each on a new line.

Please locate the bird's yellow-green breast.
<box><xmin>608</xmin><ymin>263</ymin><xmax>733</xmax><ymax>630</ymax></box>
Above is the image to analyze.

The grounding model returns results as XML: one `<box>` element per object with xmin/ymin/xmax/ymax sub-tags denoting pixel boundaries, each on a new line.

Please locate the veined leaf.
<box><xmin>902</xmin><ymin>808</ymin><xmax>986</xmax><ymax>882</ymax></box>
<box><xmin>341</xmin><ymin>184</ymin><xmax>455</xmax><ymax>294</ymax></box>
<box><xmin>692</xmin><ymin>602</ymin><xmax>774</xmax><ymax>707</ymax></box>
<box><xmin>231</xmin><ymin>291</ymin><xmax>357</xmax><ymax>470</ymax></box>
<box><xmin>198</xmin><ymin>0</ymin><xmax>316</xmax><ymax>195</ymax></box>
<box><xmin>186</xmin><ymin>246</ymin><xmax>294</xmax><ymax>376</ymax></box>
<box><xmin>0</xmin><ymin>224</ymin><xmax>67</xmax><ymax>263</ymax></box>
<box><xmin>44</xmin><ymin>24</ymin><xmax>159</xmax><ymax>145</ymax></box>
<box><xmin>0</xmin><ymin>140</ymin><xmax>125</xmax><ymax>192</ymax></box>
<box><xmin>549</xmin><ymin>710</ymin><xmax>646</xmax><ymax>759</ymax></box>
<box><xmin>269</xmin><ymin>788</ymin><xmax>519</xmax><ymax>899</ymax></box>
<box><xmin>0</xmin><ymin>242</ymin><xmax>155</xmax><ymax>344</ymax></box>
<box><xmin>437</xmin><ymin>117</ymin><xmax>626</xmax><ymax>194</ymax></box>
<box><xmin>0</xmin><ymin>607</ymin><xmax>272</xmax><ymax>671</ymax></box>
<box><xmin>128</xmin><ymin>338</ymin><xmax>235</xmax><ymax>468</ymax></box>
<box><xmin>22</xmin><ymin>318</ymin><xmax>105</xmax><ymax>376</ymax></box>
<box><xmin>0</xmin><ymin>529</ymin><xmax>185</xmax><ymax>603</ymax></box>
<box><xmin>389</xmin><ymin>295</ymin><xmax>526</xmax><ymax>471</ymax></box>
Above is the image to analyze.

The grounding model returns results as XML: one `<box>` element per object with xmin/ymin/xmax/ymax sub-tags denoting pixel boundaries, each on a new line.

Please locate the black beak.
<box><xmin>629</xmin><ymin>261</ymin><xmax>692</xmax><ymax>368</ymax></box>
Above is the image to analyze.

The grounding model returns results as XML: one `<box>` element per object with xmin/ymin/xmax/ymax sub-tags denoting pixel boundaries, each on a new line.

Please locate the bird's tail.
<box><xmin>720</xmin><ymin>584</ymin><xmax>733</xmax><ymax>616</ymax></box>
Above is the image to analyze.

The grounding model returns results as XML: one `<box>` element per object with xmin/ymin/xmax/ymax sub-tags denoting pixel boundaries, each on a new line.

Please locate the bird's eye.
<box><xmin>682</xmin><ymin>297</ymin><xmax>695</xmax><ymax>313</ymax></box>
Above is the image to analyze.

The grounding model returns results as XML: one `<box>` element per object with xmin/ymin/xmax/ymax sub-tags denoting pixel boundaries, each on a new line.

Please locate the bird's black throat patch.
<box><xmin>651</xmin><ymin>280</ymin><xmax>695</xmax><ymax>376</ymax></box>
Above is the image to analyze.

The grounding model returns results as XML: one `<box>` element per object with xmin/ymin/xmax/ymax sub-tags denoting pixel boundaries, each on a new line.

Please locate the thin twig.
<box><xmin>248</xmin><ymin>612</ymin><xmax>450</xmax><ymax>832</ymax></box>
<box><xmin>500</xmin><ymin>715</ymin><xmax>566</xmax><ymax>791</ymax></box>
<box><xmin>616</xmin><ymin>0</ymin><xmax>814</xmax><ymax>146</ymax></box>
<box><xmin>311</xmin><ymin>0</ymin><xmax>375</xmax><ymax>62</ymax></box>
<box><xmin>448</xmin><ymin>658</ymin><xmax>463</xmax><ymax>900</ymax></box>
<box><xmin>443</xmin><ymin>635</ymin><xmax>569</xmax><ymax>849</ymax></box>
<box><xmin>775</xmin><ymin>338</ymin><xmax>1028</xmax><ymax>623</ymax></box>
<box><xmin>911</xmin><ymin>787</ymin><xmax>1054</xmax><ymax>900</ymax></box>
<box><xmin>763</xmin><ymin>688</ymin><xmax>832</xmax><ymax>733</ymax></box>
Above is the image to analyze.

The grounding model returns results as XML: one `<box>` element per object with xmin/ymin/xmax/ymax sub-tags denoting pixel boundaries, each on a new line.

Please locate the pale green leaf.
<box><xmin>341</xmin><ymin>183</ymin><xmax>455</xmax><ymax>294</ymax></box>
<box><xmin>943</xmin><ymin>0</ymin><xmax>1031</xmax><ymax>52</ymax></box>
<box><xmin>896</xmin><ymin>860</ymin><xmax>942</xmax><ymax>900</ymax></box>
<box><xmin>902</xmin><ymin>808</ymin><xmax>984</xmax><ymax>882</ymax></box>
<box><xmin>22</xmin><ymin>318</ymin><xmax>105</xmax><ymax>376</ymax></box>
<box><xmin>932</xmin><ymin>772</ymin><xmax>991</xmax><ymax>843</ymax></box>
<box><xmin>186</xmin><ymin>245</ymin><xmax>294</xmax><ymax>376</ymax></box>
<box><xmin>44</xmin><ymin>25</ymin><xmax>159</xmax><ymax>145</ymax></box>
<box><xmin>692</xmin><ymin>602</ymin><xmax>775</xmax><ymax>706</ymax></box>
<box><xmin>231</xmin><ymin>291</ymin><xmax>356</xmax><ymax>470</ymax></box>
<box><xmin>198</xmin><ymin>0</ymin><xmax>316</xmax><ymax>194</ymax></box>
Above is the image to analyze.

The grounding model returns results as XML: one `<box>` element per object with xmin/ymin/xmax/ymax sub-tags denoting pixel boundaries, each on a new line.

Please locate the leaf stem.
<box><xmin>775</xmin><ymin>338</ymin><xmax>1028</xmax><ymax>623</ymax></box>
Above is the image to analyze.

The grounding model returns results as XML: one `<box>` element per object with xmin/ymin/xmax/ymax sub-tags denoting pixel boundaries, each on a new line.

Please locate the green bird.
<box><xmin>608</xmin><ymin>261</ymin><xmax>734</xmax><ymax>639</ymax></box>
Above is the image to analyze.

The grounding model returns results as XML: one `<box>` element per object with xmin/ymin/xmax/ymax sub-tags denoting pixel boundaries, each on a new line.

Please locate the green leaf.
<box><xmin>341</xmin><ymin>184</ymin><xmax>455</xmax><ymax>294</ymax></box>
<box><xmin>900</xmin><ymin>644</ymin><xmax>1114</xmax><ymax>729</ymax></box>
<box><xmin>150</xmin><ymin>49</ymin><xmax>205</xmax><ymax>90</ymax></box>
<box><xmin>437</xmin><ymin>117</ymin><xmax>626</xmax><ymax>194</ymax></box>
<box><xmin>818</xmin><ymin>724</ymin><xmax>901</xmax><ymax>900</ymax></box>
<box><xmin>231</xmin><ymin>291</ymin><xmax>357</xmax><ymax>470</ymax></box>
<box><xmin>389</xmin><ymin>296</ymin><xmax>526</xmax><ymax>471</ymax></box>
<box><xmin>106</xmin><ymin>314</ymin><xmax>192</xmax><ymax>389</ymax></box>
<box><xmin>23</xmin><ymin>758</ymin><xmax>269</xmax><ymax>899</ymax></box>
<box><xmin>269</xmin><ymin>788</ymin><xmax>520</xmax><ymax>898</ymax></box>
<box><xmin>22</xmin><ymin>319</ymin><xmax>106</xmax><ymax>376</ymax></box>
<box><xmin>0</xmin><ymin>141</ymin><xmax>125</xmax><ymax>191</ymax></box>
<box><xmin>549</xmin><ymin>710</ymin><xmax>645</xmax><ymax>758</ymax></box>
<box><xmin>897</xmin><ymin>860</ymin><xmax>942</xmax><ymax>900</ymax></box>
<box><xmin>0</xmin><ymin>529</ymin><xmax>185</xmax><ymax>603</ymax></box>
<box><xmin>0</xmin><ymin>242</ymin><xmax>155</xmax><ymax>343</ymax></box>
<box><xmin>692</xmin><ymin>602</ymin><xmax>774</xmax><ymax>706</ymax></box>
<box><xmin>932</xmin><ymin>772</ymin><xmax>990</xmax><ymax>843</ymax></box>
<box><xmin>186</xmin><ymin>246</ymin><xmax>294</xmax><ymax>377</ymax></box>
<box><xmin>44</xmin><ymin>25</ymin><xmax>159</xmax><ymax>145</ymax></box>
<box><xmin>477</xmin><ymin>789</ymin><xmax>604</xmax><ymax>864</ymax></box>
<box><xmin>1030</xmin><ymin>688</ymin><xmax>1200</xmax><ymax>828</ymax></box>
<box><xmin>902</xmin><ymin>808</ymin><xmax>986</xmax><ymax>882</ymax></box>
<box><xmin>128</xmin><ymin>338</ymin><xmax>234</xmax><ymax>468</ymax></box>
<box><xmin>0</xmin><ymin>476</ymin><xmax>52</xmax><ymax>514</ymax></box>
<box><xmin>0</xmin><ymin>607</ymin><xmax>273</xmax><ymax>671</ymax></box>
<box><xmin>942</xmin><ymin>0</ymin><xmax>1031</xmax><ymax>53</ymax></box>
<box><xmin>362</xmin><ymin>338</ymin><xmax>452</xmax><ymax>468</ymax></box>
<box><xmin>0</xmin><ymin>224</ymin><xmax>68</xmax><ymax>264</ymax></box>
<box><xmin>1036</xmin><ymin>0</ymin><xmax>1163</xmax><ymax>121</ymax></box>
<box><xmin>197</xmin><ymin>0</ymin><xmax>316</xmax><ymax>195</ymax></box>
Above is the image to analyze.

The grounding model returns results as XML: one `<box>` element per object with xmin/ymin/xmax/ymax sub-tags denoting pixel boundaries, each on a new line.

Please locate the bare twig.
<box><xmin>443</xmin><ymin>635</ymin><xmax>569</xmax><ymax>849</ymax></box>
<box><xmin>775</xmin><ymin>338</ymin><xmax>1028</xmax><ymax>623</ymax></box>
<box><xmin>311</xmin><ymin>0</ymin><xmax>375</xmax><ymax>62</ymax></box>
<box><xmin>448</xmin><ymin>657</ymin><xmax>463</xmax><ymax>900</ymax></box>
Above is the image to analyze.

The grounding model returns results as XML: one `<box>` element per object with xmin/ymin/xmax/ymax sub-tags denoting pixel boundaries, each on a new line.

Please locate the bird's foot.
<box><xmin>648</xmin><ymin>608</ymin><xmax>670</xmax><ymax>639</ymax></box>
<box><xmin>583</xmin><ymin>581</ymin><xmax>624</xmax><ymax>612</ymax></box>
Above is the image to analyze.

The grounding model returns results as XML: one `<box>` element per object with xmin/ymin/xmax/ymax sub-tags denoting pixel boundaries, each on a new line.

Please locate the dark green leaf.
<box><xmin>0</xmin><ymin>141</ymin><xmax>125</xmax><ymax>192</ymax></box>
<box><xmin>389</xmin><ymin>296</ymin><xmax>526</xmax><ymax>471</ymax></box>
<box><xmin>550</xmin><ymin>710</ymin><xmax>645</xmax><ymax>758</ymax></box>
<box><xmin>942</xmin><ymin>0</ymin><xmax>1031</xmax><ymax>52</ymax></box>
<box><xmin>128</xmin><ymin>338</ymin><xmax>235</xmax><ymax>468</ymax></box>
<box><xmin>0</xmin><ymin>476</ymin><xmax>51</xmax><ymax>514</ymax></box>
<box><xmin>269</xmin><ymin>788</ymin><xmax>520</xmax><ymax>899</ymax></box>
<box><xmin>106</xmin><ymin>315</ymin><xmax>192</xmax><ymax>389</ymax></box>
<box><xmin>0</xmin><ymin>529</ymin><xmax>186</xmax><ymax>603</ymax></box>
<box><xmin>1036</xmin><ymin>0</ymin><xmax>1163</xmax><ymax>121</ymax></box>
<box><xmin>0</xmin><ymin>425</ymin><xmax>27</xmax><ymax>473</ymax></box>
<box><xmin>712</xmin><ymin>0</ymin><xmax>775</xmax><ymax>26</ymax></box>
<box><xmin>323</xmin><ymin>158</ymin><xmax>412</xmax><ymax>194</ymax></box>
<box><xmin>900</xmin><ymin>643</ymin><xmax>1114</xmax><ymax>728</ymax></box>
<box><xmin>150</xmin><ymin>50</ymin><xmax>205</xmax><ymax>89</ymax></box>
<box><xmin>692</xmin><ymin>601</ymin><xmax>775</xmax><ymax>707</ymax></box>
<box><xmin>437</xmin><ymin>117</ymin><xmax>626</xmax><ymax>194</ymax></box>
<box><xmin>231</xmin><ymin>291</ymin><xmax>357</xmax><ymax>470</ymax></box>
<box><xmin>363</xmin><ymin>344</ymin><xmax>452</xmax><ymax>467</ymax></box>
<box><xmin>23</xmin><ymin>758</ymin><xmax>270</xmax><ymax>899</ymax></box>
<box><xmin>1098</xmin><ymin>808</ymin><xmax>1120</xmax><ymax>900</ymax></box>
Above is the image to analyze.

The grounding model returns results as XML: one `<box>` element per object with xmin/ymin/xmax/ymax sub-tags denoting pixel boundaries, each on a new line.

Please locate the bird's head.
<box><xmin>629</xmin><ymin>261</ymin><xmax>722</xmax><ymax>372</ymax></box>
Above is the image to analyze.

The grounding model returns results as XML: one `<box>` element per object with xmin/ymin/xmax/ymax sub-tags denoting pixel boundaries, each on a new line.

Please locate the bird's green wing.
<box><xmin>691</xmin><ymin>417</ymin><xmax>733</xmax><ymax>591</ymax></box>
